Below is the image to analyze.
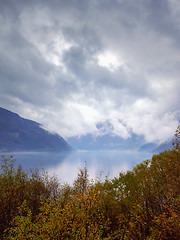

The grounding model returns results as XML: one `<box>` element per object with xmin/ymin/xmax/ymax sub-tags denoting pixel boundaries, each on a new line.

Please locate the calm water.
<box><xmin>2</xmin><ymin>150</ymin><xmax>152</xmax><ymax>184</ymax></box>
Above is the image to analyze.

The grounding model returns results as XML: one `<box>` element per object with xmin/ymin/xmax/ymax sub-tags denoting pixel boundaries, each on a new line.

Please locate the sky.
<box><xmin>0</xmin><ymin>0</ymin><xmax>180</xmax><ymax>144</ymax></box>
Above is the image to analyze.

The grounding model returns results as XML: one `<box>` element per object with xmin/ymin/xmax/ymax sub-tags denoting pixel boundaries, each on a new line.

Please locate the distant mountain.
<box><xmin>67</xmin><ymin>133</ymin><xmax>174</xmax><ymax>152</ymax></box>
<box><xmin>67</xmin><ymin>121</ymin><xmax>174</xmax><ymax>152</ymax></box>
<box><xmin>153</xmin><ymin>140</ymin><xmax>173</xmax><ymax>153</ymax></box>
<box><xmin>0</xmin><ymin>107</ymin><xmax>73</xmax><ymax>152</ymax></box>
<box><xmin>67</xmin><ymin>133</ymin><xmax>157</xmax><ymax>152</ymax></box>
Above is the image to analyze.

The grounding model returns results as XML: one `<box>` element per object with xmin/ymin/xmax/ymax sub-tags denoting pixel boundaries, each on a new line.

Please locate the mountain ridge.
<box><xmin>0</xmin><ymin>107</ymin><xmax>174</xmax><ymax>153</ymax></box>
<box><xmin>67</xmin><ymin>130</ymin><xmax>173</xmax><ymax>153</ymax></box>
<box><xmin>0</xmin><ymin>107</ymin><xmax>73</xmax><ymax>152</ymax></box>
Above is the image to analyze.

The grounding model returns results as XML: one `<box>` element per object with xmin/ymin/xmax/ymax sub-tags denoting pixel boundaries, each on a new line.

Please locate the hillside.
<box><xmin>67</xmin><ymin>122</ymin><xmax>173</xmax><ymax>152</ymax></box>
<box><xmin>0</xmin><ymin>107</ymin><xmax>72</xmax><ymax>152</ymax></box>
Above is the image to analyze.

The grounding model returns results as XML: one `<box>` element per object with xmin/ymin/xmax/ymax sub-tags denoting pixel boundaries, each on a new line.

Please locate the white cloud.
<box><xmin>19</xmin><ymin>7</ymin><xmax>75</xmax><ymax>71</ymax></box>
<box><xmin>0</xmin><ymin>0</ymin><xmax>179</xmax><ymax>144</ymax></box>
<box><xmin>96</xmin><ymin>50</ymin><xmax>123</xmax><ymax>72</ymax></box>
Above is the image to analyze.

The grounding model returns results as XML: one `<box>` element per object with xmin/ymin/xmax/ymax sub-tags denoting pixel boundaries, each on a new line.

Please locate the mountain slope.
<box><xmin>67</xmin><ymin>120</ymin><xmax>175</xmax><ymax>152</ymax></box>
<box><xmin>67</xmin><ymin>133</ymin><xmax>157</xmax><ymax>151</ymax></box>
<box><xmin>67</xmin><ymin>132</ymin><xmax>174</xmax><ymax>152</ymax></box>
<box><xmin>0</xmin><ymin>107</ymin><xmax>72</xmax><ymax>152</ymax></box>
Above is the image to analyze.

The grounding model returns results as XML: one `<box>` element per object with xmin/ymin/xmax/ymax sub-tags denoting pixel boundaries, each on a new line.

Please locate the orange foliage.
<box><xmin>1</xmin><ymin>126</ymin><xmax>180</xmax><ymax>239</ymax></box>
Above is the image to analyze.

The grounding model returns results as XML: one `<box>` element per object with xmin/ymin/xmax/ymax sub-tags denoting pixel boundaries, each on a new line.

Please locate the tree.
<box><xmin>172</xmin><ymin>125</ymin><xmax>180</xmax><ymax>150</ymax></box>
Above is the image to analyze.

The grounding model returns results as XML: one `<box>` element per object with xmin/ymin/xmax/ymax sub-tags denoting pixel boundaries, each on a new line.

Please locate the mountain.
<box><xmin>67</xmin><ymin>133</ymin><xmax>174</xmax><ymax>152</ymax></box>
<box><xmin>0</xmin><ymin>107</ymin><xmax>73</xmax><ymax>152</ymax></box>
<box><xmin>153</xmin><ymin>139</ymin><xmax>173</xmax><ymax>153</ymax></box>
<box><xmin>67</xmin><ymin>133</ymin><xmax>157</xmax><ymax>152</ymax></box>
<box><xmin>67</xmin><ymin>121</ymin><xmax>174</xmax><ymax>152</ymax></box>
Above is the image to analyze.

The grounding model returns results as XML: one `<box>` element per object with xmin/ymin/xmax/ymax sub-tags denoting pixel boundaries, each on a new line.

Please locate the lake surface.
<box><xmin>2</xmin><ymin>150</ymin><xmax>153</xmax><ymax>184</ymax></box>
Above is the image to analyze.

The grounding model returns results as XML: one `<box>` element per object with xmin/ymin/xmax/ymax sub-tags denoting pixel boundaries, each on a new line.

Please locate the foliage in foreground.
<box><xmin>0</xmin><ymin>127</ymin><xmax>180</xmax><ymax>239</ymax></box>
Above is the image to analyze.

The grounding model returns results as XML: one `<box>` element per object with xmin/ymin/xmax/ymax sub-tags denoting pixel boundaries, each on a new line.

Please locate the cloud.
<box><xmin>0</xmin><ymin>0</ymin><xmax>179</xmax><ymax>143</ymax></box>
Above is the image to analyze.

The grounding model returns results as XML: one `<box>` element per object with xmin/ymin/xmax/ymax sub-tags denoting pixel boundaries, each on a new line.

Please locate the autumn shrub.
<box><xmin>6</xmin><ymin>182</ymin><xmax>111</xmax><ymax>239</ymax></box>
<box><xmin>0</xmin><ymin>156</ymin><xmax>60</xmax><ymax>238</ymax></box>
<box><xmin>2</xmin><ymin>126</ymin><xmax>180</xmax><ymax>239</ymax></box>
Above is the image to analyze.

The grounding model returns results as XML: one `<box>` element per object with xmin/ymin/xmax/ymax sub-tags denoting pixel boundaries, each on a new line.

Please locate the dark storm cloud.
<box><xmin>143</xmin><ymin>0</ymin><xmax>180</xmax><ymax>38</ymax></box>
<box><xmin>0</xmin><ymin>0</ymin><xmax>179</xmax><ymax>141</ymax></box>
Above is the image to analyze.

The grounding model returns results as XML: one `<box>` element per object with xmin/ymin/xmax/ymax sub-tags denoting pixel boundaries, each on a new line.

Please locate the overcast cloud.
<box><xmin>0</xmin><ymin>0</ymin><xmax>179</xmax><ymax>143</ymax></box>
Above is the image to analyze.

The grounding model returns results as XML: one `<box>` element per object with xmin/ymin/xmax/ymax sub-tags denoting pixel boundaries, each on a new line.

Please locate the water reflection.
<box><xmin>2</xmin><ymin>150</ymin><xmax>152</xmax><ymax>184</ymax></box>
<box><xmin>6</xmin><ymin>151</ymin><xmax>70</xmax><ymax>171</ymax></box>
